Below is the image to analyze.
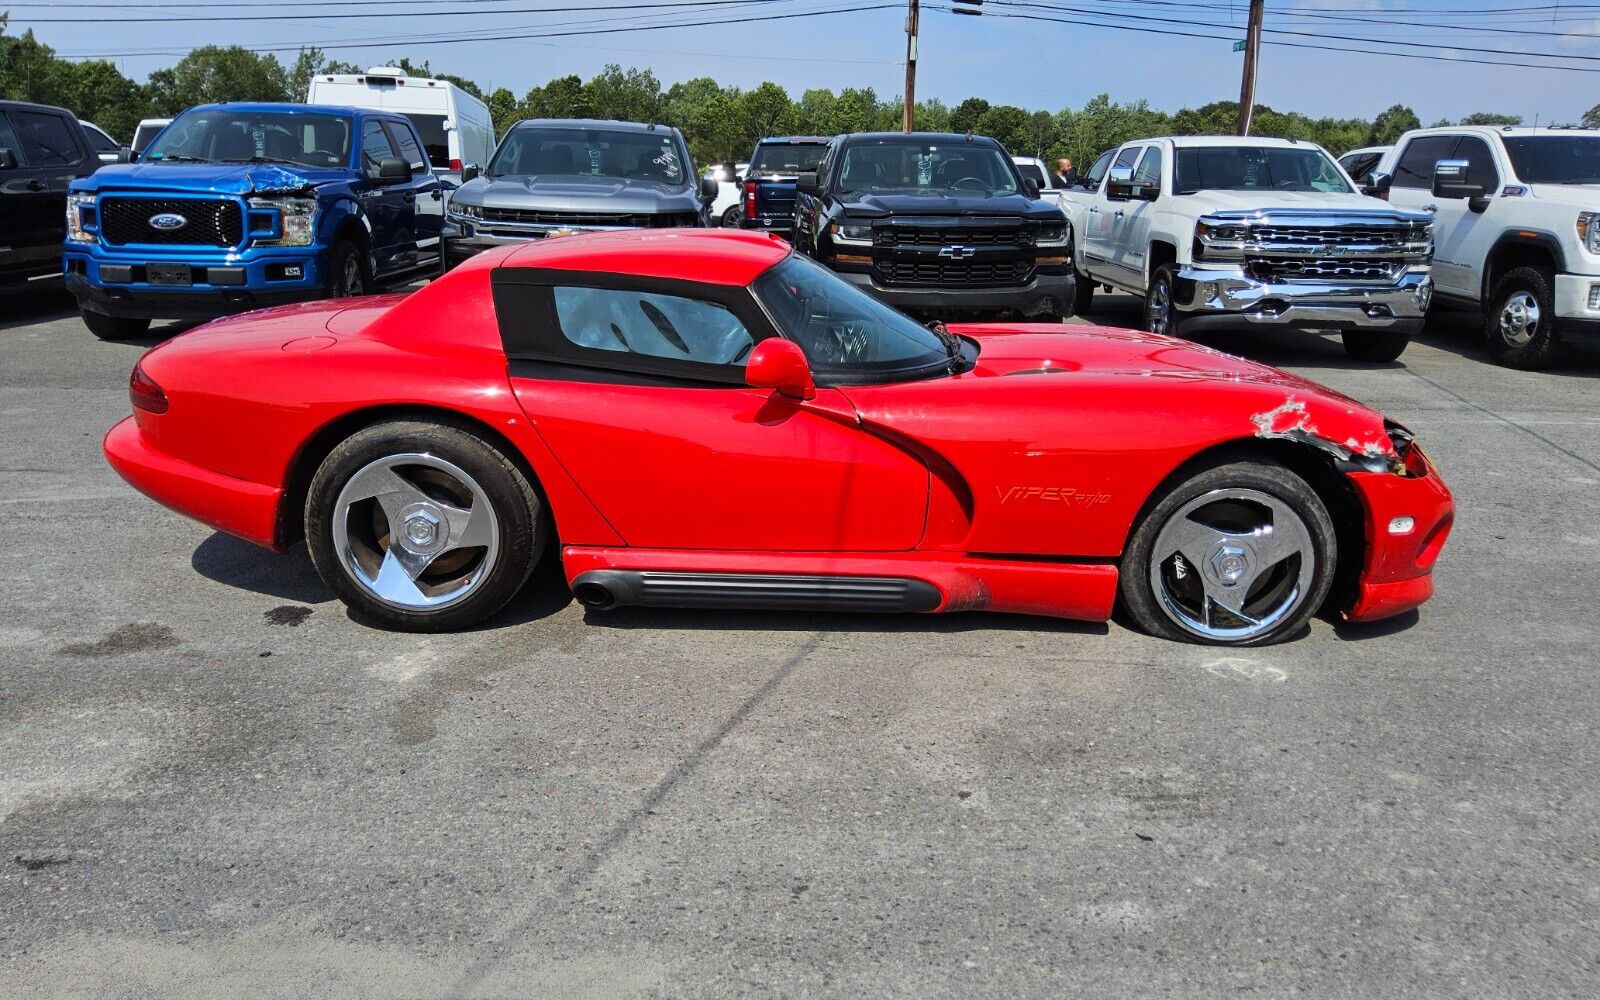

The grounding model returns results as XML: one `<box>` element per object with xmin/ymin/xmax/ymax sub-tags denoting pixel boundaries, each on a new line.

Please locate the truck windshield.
<box><xmin>836</xmin><ymin>139</ymin><xmax>1019</xmax><ymax>195</ymax></box>
<box><xmin>489</xmin><ymin>126</ymin><xmax>687</xmax><ymax>186</ymax></box>
<box><xmin>752</xmin><ymin>255</ymin><xmax>951</xmax><ymax>379</ymax></box>
<box><xmin>142</xmin><ymin>110</ymin><xmax>352</xmax><ymax>168</ymax></box>
<box><xmin>750</xmin><ymin>142</ymin><xmax>827</xmax><ymax>176</ymax></box>
<box><xmin>1502</xmin><ymin>136</ymin><xmax>1600</xmax><ymax>185</ymax></box>
<box><xmin>1174</xmin><ymin>146</ymin><xmax>1351</xmax><ymax>195</ymax></box>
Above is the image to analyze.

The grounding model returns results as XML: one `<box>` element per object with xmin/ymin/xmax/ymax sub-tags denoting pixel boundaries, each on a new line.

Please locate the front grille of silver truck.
<box><xmin>1250</xmin><ymin>257</ymin><xmax>1404</xmax><ymax>282</ymax></box>
<box><xmin>1196</xmin><ymin>213</ymin><xmax>1432</xmax><ymax>284</ymax></box>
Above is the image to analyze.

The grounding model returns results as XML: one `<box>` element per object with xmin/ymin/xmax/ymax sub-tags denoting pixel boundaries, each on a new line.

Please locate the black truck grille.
<box><xmin>100</xmin><ymin>198</ymin><xmax>243</xmax><ymax>248</ymax></box>
<box><xmin>1251</xmin><ymin>257</ymin><xmax>1402</xmax><ymax>282</ymax></box>
<box><xmin>876</xmin><ymin>259</ymin><xmax>1036</xmax><ymax>287</ymax></box>
<box><xmin>878</xmin><ymin>225</ymin><xmax>1030</xmax><ymax>247</ymax></box>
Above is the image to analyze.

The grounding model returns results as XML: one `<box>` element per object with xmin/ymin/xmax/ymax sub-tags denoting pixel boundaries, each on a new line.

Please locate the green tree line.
<box><xmin>4</xmin><ymin>16</ymin><xmax>1595</xmax><ymax>167</ymax></box>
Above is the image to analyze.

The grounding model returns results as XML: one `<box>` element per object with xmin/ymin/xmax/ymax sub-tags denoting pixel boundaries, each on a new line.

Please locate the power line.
<box><xmin>10</xmin><ymin>0</ymin><xmax>852</xmax><ymax>22</ymax></box>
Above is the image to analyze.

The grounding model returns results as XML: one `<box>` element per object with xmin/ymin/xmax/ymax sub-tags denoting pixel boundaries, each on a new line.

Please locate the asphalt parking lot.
<box><xmin>3</xmin><ymin>283</ymin><xmax>1597</xmax><ymax>998</ymax></box>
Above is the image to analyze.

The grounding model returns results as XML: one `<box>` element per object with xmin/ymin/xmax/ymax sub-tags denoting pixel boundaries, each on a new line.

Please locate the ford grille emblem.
<box><xmin>148</xmin><ymin>212</ymin><xmax>188</xmax><ymax>231</ymax></box>
<box><xmin>938</xmin><ymin>244</ymin><xmax>976</xmax><ymax>260</ymax></box>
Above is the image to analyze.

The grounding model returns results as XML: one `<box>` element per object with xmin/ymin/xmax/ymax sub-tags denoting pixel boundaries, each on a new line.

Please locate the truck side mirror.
<box><xmin>0</xmin><ymin>148</ymin><xmax>16</xmax><ymax>170</ymax></box>
<box><xmin>1103</xmin><ymin>165</ymin><xmax>1134</xmax><ymax>201</ymax></box>
<box><xmin>375</xmin><ymin>156</ymin><xmax>411</xmax><ymax>184</ymax></box>
<box><xmin>460</xmin><ymin>163</ymin><xmax>479</xmax><ymax>183</ymax></box>
<box><xmin>700</xmin><ymin>174</ymin><xmax>719</xmax><ymax>201</ymax></box>
<box><xmin>1023</xmin><ymin>178</ymin><xmax>1041</xmax><ymax>198</ymax></box>
<box><xmin>1363</xmin><ymin>170</ymin><xmax>1393</xmax><ymax>199</ymax></box>
<box><xmin>1432</xmin><ymin>159</ymin><xmax>1487</xmax><ymax>202</ymax></box>
<box><xmin>795</xmin><ymin>171</ymin><xmax>820</xmax><ymax>197</ymax></box>
<box><xmin>116</xmin><ymin>146</ymin><xmax>135</xmax><ymax>164</ymax></box>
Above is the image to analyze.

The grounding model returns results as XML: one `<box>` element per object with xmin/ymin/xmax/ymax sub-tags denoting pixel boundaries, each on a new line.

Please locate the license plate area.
<box><xmin>145</xmin><ymin>263</ymin><xmax>193</xmax><ymax>287</ymax></box>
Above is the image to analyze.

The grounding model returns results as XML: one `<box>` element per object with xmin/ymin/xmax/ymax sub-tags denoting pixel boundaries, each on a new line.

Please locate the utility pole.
<box><xmin>903</xmin><ymin>0</ymin><xmax>920</xmax><ymax>133</ymax></box>
<box><xmin>1236</xmin><ymin>0</ymin><xmax>1264</xmax><ymax>135</ymax></box>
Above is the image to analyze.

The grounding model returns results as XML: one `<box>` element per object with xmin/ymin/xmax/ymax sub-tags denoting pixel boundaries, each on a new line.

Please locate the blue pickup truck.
<box><xmin>739</xmin><ymin>136</ymin><xmax>830</xmax><ymax>236</ymax></box>
<box><xmin>63</xmin><ymin>102</ymin><xmax>443</xmax><ymax>340</ymax></box>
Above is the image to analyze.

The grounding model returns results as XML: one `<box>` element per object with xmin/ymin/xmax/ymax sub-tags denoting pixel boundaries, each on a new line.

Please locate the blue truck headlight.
<box><xmin>66</xmin><ymin>193</ymin><xmax>97</xmax><ymax>243</ymax></box>
<box><xmin>248</xmin><ymin>196</ymin><xmax>317</xmax><ymax>247</ymax></box>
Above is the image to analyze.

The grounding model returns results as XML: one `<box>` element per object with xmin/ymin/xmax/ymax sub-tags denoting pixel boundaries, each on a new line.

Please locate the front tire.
<box><xmin>1072</xmin><ymin>271</ymin><xmax>1096</xmax><ymax>316</ymax></box>
<box><xmin>1341</xmin><ymin>330</ymin><xmax>1409</xmax><ymax>362</ymax></box>
<box><xmin>1485</xmin><ymin>266</ymin><xmax>1561</xmax><ymax>370</ymax></box>
<box><xmin>304</xmin><ymin>419</ymin><xmax>546</xmax><ymax>632</ymax></box>
<box><xmin>1120</xmin><ymin>459</ymin><xmax>1337</xmax><ymax>646</ymax></box>
<box><xmin>323</xmin><ymin>239</ymin><xmax>369</xmax><ymax>299</ymax></box>
<box><xmin>81</xmin><ymin>310</ymin><xmax>151</xmax><ymax>341</ymax></box>
<box><xmin>1143</xmin><ymin>264</ymin><xmax>1178</xmax><ymax>336</ymax></box>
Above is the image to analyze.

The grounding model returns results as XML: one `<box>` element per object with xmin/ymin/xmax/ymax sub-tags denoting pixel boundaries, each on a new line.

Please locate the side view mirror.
<box><xmin>0</xmin><ymin>148</ymin><xmax>16</xmax><ymax>170</ymax></box>
<box><xmin>375</xmin><ymin>156</ymin><xmax>410</xmax><ymax>184</ymax></box>
<box><xmin>1103</xmin><ymin>165</ymin><xmax>1134</xmax><ymax>201</ymax></box>
<box><xmin>700</xmin><ymin>174</ymin><xmax>719</xmax><ymax>201</ymax></box>
<box><xmin>460</xmin><ymin>162</ymin><xmax>480</xmax><ymax>183</ymax></box>
<box><xmin>1363</xmin><ymin>170</ymin><xmax>1393</xmax><ymax>199</ymax></box>
<box><xmin>1432</xmin><ymin>158</ymin><xmax>1488</xmax><ymax>202</ymax></box>
<box><xmin>1023</xmin><ymin>178</ymin><xmax>1041</xmax><ymax>198</ymax></box>
<box><xmin>116</xmin><ymin>146</ymin><xmax>134</xmax><ymax>164</ymax></box>
<box><xmin>745</xmin><ymin>338</ymin><xmax>815</xmax><ymax>400</ymax></box>
<box><xmin>795</xmin><ymin>171</ymin><xmax>820</xmax><ymax>197</ymax></box>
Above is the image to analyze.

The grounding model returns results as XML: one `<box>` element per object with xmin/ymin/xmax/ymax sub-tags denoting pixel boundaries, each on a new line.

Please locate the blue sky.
<box><xmin>18</xmin><ymin>0</ymin><xmax>1600</xmax><ymax>124</ymax></box>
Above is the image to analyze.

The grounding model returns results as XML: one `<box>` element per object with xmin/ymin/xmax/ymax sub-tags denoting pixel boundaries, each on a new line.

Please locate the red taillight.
<box><xmin>744</xmin><ymin>180</ymin><xmax>757</xmax><ymax>219</ymax></box>
<box><xmin>450</xmin><ymin>157</ymin><xmax>462</xmax><ymax>171</ymax></box>
<box><xmin>129</xmin><ymin>362</ymin><xmax>168</xmax><ymax>414</ymax></box>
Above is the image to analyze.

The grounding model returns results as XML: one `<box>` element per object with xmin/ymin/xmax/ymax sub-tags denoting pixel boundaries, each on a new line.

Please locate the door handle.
<box><xmin>1424</xmin><ymin>204</ymin><xmax>1437</xmax><ymax>213</ymax></box>
<box><xmin>1113</xmin><ymin>209</ymin><xmax>1126</xmax><ymax>219</ymax></box>
<box><xmin>26</xmin><ymin>179</ymin><xmax>45</xmax><ymax>192</ymax></box>
<box><xmin>402</xmin><ymin>192</ymin><xmax>416</xmax><ymax>204</ymax></box>
<box><xmin>1088</xmin><ymin>206</ymin><xmax>1100</xmax><ymax>214</ymax></box>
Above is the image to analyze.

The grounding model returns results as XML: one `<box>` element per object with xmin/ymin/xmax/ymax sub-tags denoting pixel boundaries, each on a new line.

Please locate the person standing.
<box><xmin>1054</xmin><ymin>157</ymin><xmax>1079</xmax><ymax>188</ymax></box>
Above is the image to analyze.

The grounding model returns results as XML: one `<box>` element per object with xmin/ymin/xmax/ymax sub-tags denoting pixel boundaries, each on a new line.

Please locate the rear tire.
<box><xmin>1120</xmin><ymin>459</ymin><xmax>1337</xmax><ymax>646</ymax></box>
<box><xmin>81</xmin><ymin>310</ymin><xmax>151</xmax><ymax>341</ymax></box>
<box><xmin>720</xmin><ymin>206</ymin><xmax>743</xmax><ymax>229</ymax></box>
<box><xmin>1484</xmin><ymin>265</ymin><xmax>1561</xmax><ymax>370</ymax></box>
<box><xmin>1341</xmin><ymin>330</ymin><xmax>1409</xmax><ymax>362</ymax></box>
<box><xmin>304</xmin><ymin>419</ymin><xmax>546</xmax><ymax>632</ymax></box>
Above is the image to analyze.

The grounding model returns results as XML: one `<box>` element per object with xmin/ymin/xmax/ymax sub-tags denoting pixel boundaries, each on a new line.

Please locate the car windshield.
<box><xmin>752</xmin><ymin>255</ymin><xmax>952</xmax><ymax>379</ymax></box>
<box><xmin>836</xmin><ymin>139</ymin><xmax>1019</xmax><ymax>195</ymax></box>
<box><xmin>142</xmin><ymin>110</ymin><xmax>352</xmax><ymax>168</ymax></box>
<box><xmin>489</xmin><ymin>126</ymin><xmax>686</xmax><ymax>186</ymax></box>
<box><xmin>749</xmin><ymin>142</ymin><xmax>827</xmax><ymax>176</ymax></box>
<box><xmin>1502</xmin><ymin>136</ymin><xmax>1600</xmax><ymax>185</ymax></box>
<box><xmin>1174</xmin><ymin>146</ymin><xmax>1351</xmax><ymax>194</ymax></box>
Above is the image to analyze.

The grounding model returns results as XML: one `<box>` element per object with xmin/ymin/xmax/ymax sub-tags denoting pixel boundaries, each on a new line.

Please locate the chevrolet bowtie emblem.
<box><xmin>938</xmin><ymin>244</ymin><xmax>976</xmax><ymax>259</ymax></box>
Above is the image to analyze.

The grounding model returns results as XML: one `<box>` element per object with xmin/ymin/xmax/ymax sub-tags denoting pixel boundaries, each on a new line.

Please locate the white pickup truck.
<box><xmin>1058</xmin><ymin>136</ymin><xmax>1435</xmax><ymax>361</ymax></box>
<box><xmin>1368</xmin><ymin>126</ymin><xmax>1600</xmax><ymax>369</ymax></box>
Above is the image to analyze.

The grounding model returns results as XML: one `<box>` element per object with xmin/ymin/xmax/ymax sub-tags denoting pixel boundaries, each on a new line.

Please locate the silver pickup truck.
<box><xmin>1057</xmin><ymin>135</ymin><xmax>1435</xmax><ymax>362</ymax></box>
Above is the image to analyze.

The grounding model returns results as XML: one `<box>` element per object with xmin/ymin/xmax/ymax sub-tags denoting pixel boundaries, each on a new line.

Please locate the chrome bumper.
<box><xmin>1174</xmin><ymin>266</ymin><xmax>1432</xmax><ymax>333</ymax></box>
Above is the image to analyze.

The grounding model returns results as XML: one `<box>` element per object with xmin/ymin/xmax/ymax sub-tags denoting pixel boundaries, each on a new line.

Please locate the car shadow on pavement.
<box><xmin>191</xmin><ymin>532</ymin><xmax>332</xmax><ymax>605</ymax></box>
<box><xmin>0</xmin><ymin>285</ymin><xmax>76</xmax><ymax>331</ymax></box>
<box><xmin>1331</xmin><ymin>608</ymin><xmax>1421</xmax><ymax>641</ymax></box>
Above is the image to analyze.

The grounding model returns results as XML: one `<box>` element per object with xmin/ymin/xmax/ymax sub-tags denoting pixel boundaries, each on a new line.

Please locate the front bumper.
<box><xmin>1553</xmin><ymin>273</ymin><xmax>1600</xmax><ymax>341</ymax></box>
<box><xmin>1344</xmin><ymin>449</ymin><xmax>1454</xmax><ymax>623</ymax></box>
<box><xmin>833</xmin><ymin>268</ymin><xmax>1076</xmax><ymax>321</ymax></box>
<box><xmin>64</xmin><ymin>242</ymin><xmax>326</xmax><ymax>320</ymax></box>
<box><xmin>103</xmin><ymin>415</ymin><xmax>284</xmax><ymax>550</ymax></box>
<box><xmin>1173</xmin><ymin>266</ymin><xmax>1432</xmax><ymax>336</ymax></box>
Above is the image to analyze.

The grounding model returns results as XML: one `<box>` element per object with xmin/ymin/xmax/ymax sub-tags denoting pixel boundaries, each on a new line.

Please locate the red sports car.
<box><xmin>105</xmin><ymin>229</ymin><xmax>1453</xmax><ymax>646</ymax></box>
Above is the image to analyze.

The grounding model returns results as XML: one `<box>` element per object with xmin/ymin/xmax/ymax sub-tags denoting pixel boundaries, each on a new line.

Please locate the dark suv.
<box><xmin>1</xmin><ymin>100</ymin><xmax>101</xmax><ymax>289</ymax></box>
<box><xmin>792</xmin><ymin>132</ymin><xmax>1074</xmax><ymax>321</ymax></box>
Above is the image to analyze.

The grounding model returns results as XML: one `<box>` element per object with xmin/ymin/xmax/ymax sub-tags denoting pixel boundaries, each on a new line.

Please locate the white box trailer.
<box><xmin>306</xmin><ymin>67</ymin><xmax>493</xmax><ymax>185</ymax></box>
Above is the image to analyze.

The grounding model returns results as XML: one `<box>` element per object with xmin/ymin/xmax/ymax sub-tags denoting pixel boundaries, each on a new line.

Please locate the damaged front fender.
<box><xmin>1251</xmin><ymin>397</ymin><xmax>1406</xmax><ymax>475</ymax></box>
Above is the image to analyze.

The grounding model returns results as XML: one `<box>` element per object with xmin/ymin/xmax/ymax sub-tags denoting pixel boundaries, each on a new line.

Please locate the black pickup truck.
<box><xmin>791</xmin><ymin>132</ymin><xmax>1074</xmax><ymax>321</ymax></box>
<box><xmin>1</xmin><ymin>100</ymin><xmax>104</xmax><ymax>289</ymax></box>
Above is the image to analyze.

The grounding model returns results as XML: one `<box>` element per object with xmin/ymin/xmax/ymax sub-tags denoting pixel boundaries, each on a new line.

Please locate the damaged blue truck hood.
<box><xmin>73</xmin><ymin>162</ymin><xmax>351</xmax><ymax>195</ymax></box>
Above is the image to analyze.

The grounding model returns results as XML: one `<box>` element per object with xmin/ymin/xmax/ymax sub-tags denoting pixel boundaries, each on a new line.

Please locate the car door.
<box><xmin>1114</xmin><ymin>143</ymin><xmax>1164</xmax><ymax>286</ymax></box>
<box><xmin>382</xmin><ymin>118</ymin><xmax>443</xmax><ymax>272</ymax></box>
<box><xmin>497</xmin><ymin>273</ymin><xmax>930</xmax><ymax>552</ymax></box>
<box><xmin>2</xmin><ymin>108</ymin><xmax>87</xmax><ymax>279</ymax></box>
<box><xmin>1430</xmin><ymin>135</ymin><xmax>1501</xmax><ymax>300</ymax></box>
<box><xmin>1385</xmin><ymin>134</ymin><xmax>1460</xmax><ymax>288</ymax></box>
<box><xmin>1084</xmin><ymin>144</ymin><xmax>1143</xmax><ymax>282</ymax></box>
<box><xmin>358</xmin><ymin>118</ymin><xmax>406</xmax><ymax>278</ymax></box>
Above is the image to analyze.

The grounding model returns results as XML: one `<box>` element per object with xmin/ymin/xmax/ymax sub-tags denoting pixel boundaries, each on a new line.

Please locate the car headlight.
<box><xmin>450</xmin><ymin>202</ymin><xmax>485</xmax><ymax>221</ymax></box>
<box><xmin>1578</xmin><ymin>212</ymin><xmax>1600</xmax><ymax>255</ymax></box>
<box><xmin>1037</xmin><ymin>223</ymin><xmax>1069</xmax><ymax>247</ymax></box>
<box><xmin>248</xmin><ymin>196</ymin><xmax>317</xmax><ymax>247</ymax></box>
<box><xmin>828</xmin><ymin>222</ymin><xmax>873</xmax><ymax>247</ymax></box>
<box><xmin>1193</xmin><ymin>219</ymin><xmax>1246</xmax><ymax>260</ymax></box>
<box><xmin>66</xmin><ymin>193</ymin><xmax>97</xmax><ymax>243</ymax></box>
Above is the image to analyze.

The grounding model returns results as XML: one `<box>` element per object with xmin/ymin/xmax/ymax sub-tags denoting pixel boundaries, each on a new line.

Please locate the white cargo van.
<box><xmin>306</xmin><ymin>66</ymin><xmax>493</xmax><ymax>184</ymax></box>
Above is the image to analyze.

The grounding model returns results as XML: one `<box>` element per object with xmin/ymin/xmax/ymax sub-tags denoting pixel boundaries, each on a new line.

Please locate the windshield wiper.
<box><xmin>926</xmin><ymin>320</ymin><xmax>966</xmax><ymax>374</ymax></box>
<box><xmin>147</xmin><ymin>154</ymin><xmax>207</xmax><ymax>163</ymax></box>
<box><xmin>219</xmin><ymin>156</ymin><xmax>300</xmax><ymax>165</ymax></box>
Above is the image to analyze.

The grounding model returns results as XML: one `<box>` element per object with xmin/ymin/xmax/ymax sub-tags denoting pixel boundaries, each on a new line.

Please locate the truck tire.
<box><xmin>1340</xmin><ymin>331</ymin><xmax>1409</xmax><ymax>363</ymax></box>
<box><xmin>1072</xmin><ymin>272</ymin><xmax>1095</xmax><ymax>316</ymax></box>
<box><xmin>1143</xmin><ymin>264</ymin><xmax>1178</xmax><ymax>336</ymax></box>
<box><xmin>1484</xmin><ymin>266</ymin><xmax>1562</xmax><ymax>370</ymax></box>
<box><xmin>324</xmin><ymin>240</ymin><xmax>370</xmax><ymax>299</ymax></box>
<box><xmin>81</xmin><ymin>311</ymin><xmax>152</xmax><ymax>342</ymax></box>
<box><xmin>720</xmin><ymin>206</ymin><xmax>743</xmax><ymax>229</ymax></box>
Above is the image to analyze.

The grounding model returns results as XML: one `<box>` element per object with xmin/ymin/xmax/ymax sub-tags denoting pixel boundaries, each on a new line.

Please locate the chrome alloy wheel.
<box><xmin>1148</xmin><ymin>487</ymin><xmax>1315</xmax><ymax>642</ymax></box>
<box><xmin>330</xmin><ymin>453</ymin><xmax>500</xmax><ymax>611</ymax></box>
<box><xmin>1147</xmin><ymin>276</ymin><xmax>1173</xmax><ymax>334</ymax></box>
<box><xmin>1497</xmin><ymin>290</ymin><xmax>1541</xmax><ymax>346</ymax></box>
